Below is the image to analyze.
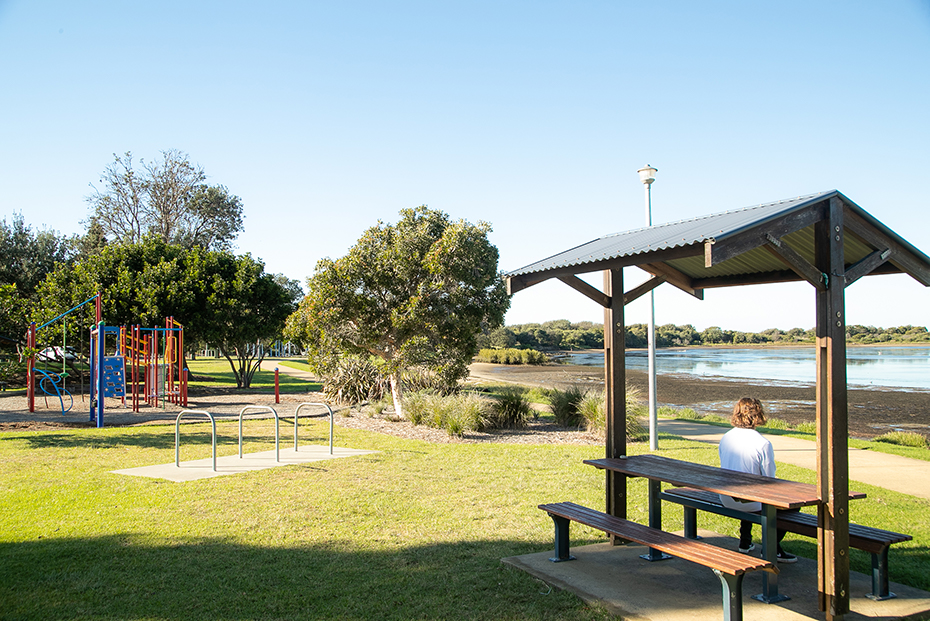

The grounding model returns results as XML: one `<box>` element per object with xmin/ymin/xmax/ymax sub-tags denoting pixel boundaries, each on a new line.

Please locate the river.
<box><xmin>556</xmin><ymin>345</ymin><xmax>930</xmax><ymax>391</ymax></box>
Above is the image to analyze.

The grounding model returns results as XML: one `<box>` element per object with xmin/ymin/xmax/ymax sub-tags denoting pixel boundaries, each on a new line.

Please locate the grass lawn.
<box><xmin>1</xmin><ymin>421</ymin><xmax>928</xmax><ymax>620</ymax></box>
<box><xmin>186</xmin><ymin>359</ymin><xmax>321</xmax><ymax>394</ymax></box>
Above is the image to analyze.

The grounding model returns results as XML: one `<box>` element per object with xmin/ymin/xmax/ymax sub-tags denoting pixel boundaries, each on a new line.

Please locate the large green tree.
<box><xmin>285</xmin><ymin>206</ymin><xmax>510</xmax><ymax>417</ymax></box>
<box><xmin>37</xmin><ymin>237</ymin><xmax>298</xmax><ymax>387</ymax></box>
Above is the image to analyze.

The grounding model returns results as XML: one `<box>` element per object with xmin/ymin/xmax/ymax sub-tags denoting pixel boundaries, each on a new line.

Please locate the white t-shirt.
<box><xmin>717</xmin><ymin>426</ymin><xmax>776</xmax><ymax>512</ymax></box>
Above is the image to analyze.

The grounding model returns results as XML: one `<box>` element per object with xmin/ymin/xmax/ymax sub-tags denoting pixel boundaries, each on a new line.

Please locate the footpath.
<box><xmin>657</xmin><ymin>419</ymin><xmax>930</xmax><ymax>500</ymax></box>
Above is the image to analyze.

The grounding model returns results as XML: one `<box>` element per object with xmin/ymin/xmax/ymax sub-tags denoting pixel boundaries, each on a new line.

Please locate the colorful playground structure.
<box><xmin>25</xmin><ymin>294</ymin><xmax>188</xmax><ymax>427</ymax></box>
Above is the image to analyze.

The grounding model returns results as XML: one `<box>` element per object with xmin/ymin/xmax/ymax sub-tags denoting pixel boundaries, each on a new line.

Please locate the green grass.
<box><xmin>1</xmin><ymin>423</ymin><xmax>928</xmax><ymax>620</ymax></box>
<box><xmin>655</xmin><ymin>405</ymin><xmax>930</xmax><ymax>463</ymax></box>
<box><xmin>186</xmin><ymin>359</ymin><xmax>321</xmax><ymax>394</ymax></box>
<box><xmin>272</xmin><ymin>358</ymin><xmax>314</xmax><ymax>373</ymax></box>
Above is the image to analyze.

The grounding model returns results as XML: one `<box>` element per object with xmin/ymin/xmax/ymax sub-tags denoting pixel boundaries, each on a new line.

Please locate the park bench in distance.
<box><xmin>661</xmin><ymin>487</ymin><xmax>913</xmax><ymax>601</ymax></box>
<box><xmin>539</xmin><ymin>501</ymin><xmax>777</xmax><ymax>621</ymax></box>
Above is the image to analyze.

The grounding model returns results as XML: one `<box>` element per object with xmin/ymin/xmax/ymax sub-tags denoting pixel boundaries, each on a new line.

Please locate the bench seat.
<box><xmin>661</xmin><ymin>487</ymin><xmax>912</xmax><ymax>600</ymax></box>
<box><xmin>539</xmin><ymin>501</ymin><xmax>776</xmax><ymax>621</ymax></box>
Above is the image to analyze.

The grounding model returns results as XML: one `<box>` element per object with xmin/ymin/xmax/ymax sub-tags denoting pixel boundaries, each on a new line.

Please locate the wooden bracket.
<box><xmin>763</xmin><ymin>233</ymin><xmax>828</xmax><ymax>291</ymax></box>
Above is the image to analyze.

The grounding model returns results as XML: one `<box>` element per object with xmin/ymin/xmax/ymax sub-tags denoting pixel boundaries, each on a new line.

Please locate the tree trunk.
<box><xmin>390</xmin><ymin>372</ymin><xmax>404</xmax><ymax>420</ymax></box>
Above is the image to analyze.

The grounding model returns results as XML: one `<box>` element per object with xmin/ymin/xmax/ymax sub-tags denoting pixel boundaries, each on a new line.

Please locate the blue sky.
<box><xmin>2</xmin><ymin>1</ymin><xmax>929</xmax><ymax>332</ymax></box>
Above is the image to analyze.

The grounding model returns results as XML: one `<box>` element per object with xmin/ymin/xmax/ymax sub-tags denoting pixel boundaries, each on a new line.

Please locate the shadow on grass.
<box><xmin>786</xmin><ymin>539</ymin><xmax>930</xmax><ymax>593</ymax></box>
<box><xmin>0</xmin><ymin>535</ymin><xmax>605</xmax><ymax>621</ymax></box>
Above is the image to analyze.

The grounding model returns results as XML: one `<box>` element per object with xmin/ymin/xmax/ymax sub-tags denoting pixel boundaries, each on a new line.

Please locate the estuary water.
<box><xmin>557</xmin><ymin>346</ymin><xmax>930</xmax><ymax>391</ymax></box>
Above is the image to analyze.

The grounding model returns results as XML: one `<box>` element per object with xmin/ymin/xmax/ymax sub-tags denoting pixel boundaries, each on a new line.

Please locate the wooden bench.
<box><xmin>539</xmin><ymin>502</ymin><xmax>777</xmax><ymax>621</ymax></box>
<box><xmin>661</xmin><ymin>487</ymin><xmax>912</xmax><ymax>600</ymax></box>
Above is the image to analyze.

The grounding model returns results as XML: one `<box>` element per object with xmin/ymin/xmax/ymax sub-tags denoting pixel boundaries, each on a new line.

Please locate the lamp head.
<box><xmin>637</xmin><ymin>165</ymin><xmax>657</xmax><ymax>185</ymax></box>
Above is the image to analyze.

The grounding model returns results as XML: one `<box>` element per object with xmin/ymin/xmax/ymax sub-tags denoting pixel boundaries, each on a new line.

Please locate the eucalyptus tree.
<box><xmin>86</xmin><ymin>150</ymin><xmax>244</xmax><ymax>251</ymax></box>
<box><xmin>285</xmin><ymin>206</ymin><xmax>510</xmax><ymax>417</ymax></box>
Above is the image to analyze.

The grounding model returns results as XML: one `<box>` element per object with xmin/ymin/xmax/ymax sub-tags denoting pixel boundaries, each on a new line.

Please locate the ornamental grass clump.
<box><xmin>873</xmin><ymin>430</ymin><xmax>929</xmax><ymax>448</ymax></box>
<box><xmin>485</xmin><ymin>387</ymin><xmax>531</xmax><ymax>429</ymax></box>
<box><xmin>548</xmin><ymin>385</ymin><xmax>586</xmax><ymax>428</ymax></box>
<box><xmin>400</xmin><ymin>391</ymin><xmax>491</xmax><ymax>436</ymax></box>
<box><xmin>320</xmin><ymin>355</ymin><xmax>388</xmax><ymax>404</ymax></box>
<box><xmin>579</xmin><ymin>385</ymin><xmax>646</xmax><ymax>442</ymax></box>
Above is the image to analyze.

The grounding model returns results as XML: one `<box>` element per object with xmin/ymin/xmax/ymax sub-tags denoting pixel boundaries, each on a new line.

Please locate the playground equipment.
<box><xmin>27</xmin><ymin>295</ymin><xmax>188</xmax><ymax>427</ymax></box>
<box><xmin>26</xmin><ymin>294</ymin><xmax>101</xmax><ymax>417</ymax></box>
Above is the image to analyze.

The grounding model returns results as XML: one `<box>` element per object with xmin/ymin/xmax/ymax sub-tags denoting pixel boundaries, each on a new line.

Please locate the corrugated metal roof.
<box><xmin>507</xmin><ymin>191</ymin><xmax>834</xmax><ymax>278</ymax></box>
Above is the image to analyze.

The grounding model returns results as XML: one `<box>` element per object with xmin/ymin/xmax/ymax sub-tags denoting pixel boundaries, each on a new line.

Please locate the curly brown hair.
<box><xmin>731</xmin><ymin>397</ymin><xmax>767</xmax><ymax>429</ymax></box>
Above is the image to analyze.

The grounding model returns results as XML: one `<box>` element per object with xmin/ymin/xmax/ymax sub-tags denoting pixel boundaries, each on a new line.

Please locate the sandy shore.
<box><xmin>468</xmin><ymin>362</ymin><xmax>930</xmax><ymax>440</ymax></box>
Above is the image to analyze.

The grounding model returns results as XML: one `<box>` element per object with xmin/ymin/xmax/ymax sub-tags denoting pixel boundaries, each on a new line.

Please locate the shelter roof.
<box><xmin>506</xmin><ymin>190</ymin><xmax>930</xmax><ymax>301</ymax></box>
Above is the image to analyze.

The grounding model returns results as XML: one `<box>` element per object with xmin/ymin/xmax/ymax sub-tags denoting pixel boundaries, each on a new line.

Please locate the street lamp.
<box><xmin>637</xmin><ymin>164</ymin><xmax>658</xmax><ymax>451</ymax></box>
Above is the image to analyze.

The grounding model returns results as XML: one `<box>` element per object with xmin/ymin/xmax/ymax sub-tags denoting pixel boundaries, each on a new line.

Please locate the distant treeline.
<box><xmin>477</xmin><ymin>320</ymin><xmax>930</xmax><ymax>351</ymax></box>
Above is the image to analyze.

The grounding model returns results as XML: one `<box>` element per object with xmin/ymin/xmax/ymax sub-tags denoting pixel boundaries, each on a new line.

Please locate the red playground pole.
<box><xmin>274</xmin><ymin>368</ymin><xmax>280</xmax><ymax>404</ymax></box>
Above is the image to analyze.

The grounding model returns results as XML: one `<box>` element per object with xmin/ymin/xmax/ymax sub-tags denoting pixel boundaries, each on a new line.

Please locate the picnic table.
<box><xmin>583</xmin><ymin>453</ymin><xmax>866</xmax><ymax>603</ymax></box>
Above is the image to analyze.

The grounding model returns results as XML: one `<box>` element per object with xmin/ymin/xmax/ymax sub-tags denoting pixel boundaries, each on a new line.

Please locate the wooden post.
<box><xmin>815</xmin><ymin>197</ymin><xmax>850</xmax><ymax>619</ymax></box>
<box><xmin>603</xmin><ymin>268</ymin><xmax>627</xmax><ymax>526</ymax></box>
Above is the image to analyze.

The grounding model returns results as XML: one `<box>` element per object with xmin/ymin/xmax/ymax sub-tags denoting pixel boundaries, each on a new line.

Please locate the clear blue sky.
<box><xmin>2</xmin><ymin>1</ymin><xmax>929</xmax><ymax>332</ymax></box>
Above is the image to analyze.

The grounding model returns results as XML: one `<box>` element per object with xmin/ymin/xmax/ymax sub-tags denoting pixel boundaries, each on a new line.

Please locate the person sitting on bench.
<box><xmin>718</xmin><ymin>397</ymin><xmax>798</xmax><ymax>564</ymax></box>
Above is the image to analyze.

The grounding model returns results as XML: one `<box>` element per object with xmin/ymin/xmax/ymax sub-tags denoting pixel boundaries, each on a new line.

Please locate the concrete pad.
<box><xmin>503</xmin><ymin>531</ymin><xmax>930</xmax><ymax>621</ymax></box>
<box><xmin>111</xmin><ymin>445</ymin><xmax>378</xmax><ymax>482</ymax></box>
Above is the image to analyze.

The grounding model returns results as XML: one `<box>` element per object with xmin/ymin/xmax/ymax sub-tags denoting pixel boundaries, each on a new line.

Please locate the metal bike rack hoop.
<box><xmin>294</xmin><ymin>402</ymin><xmax>334</xmax><ymax>454</ymax></box>
<box><xmin>238</xmin><ymin>405</ymin><xmax>280</xmax><ymax>462</ymax></box>
<box><xmin>175</xmin><ymin>409</ymin><xmax>217</xmax><ymax>471</ymax></box>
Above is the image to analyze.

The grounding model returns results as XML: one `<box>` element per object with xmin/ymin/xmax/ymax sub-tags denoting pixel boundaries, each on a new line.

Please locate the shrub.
<box><xmin>669</xmin><ymin>407</ymin><xmax>703</xmax><ymax>420</ymax></box>
<box><xmin>873</xmin><ymin>431</ymin><xmax>929</xmax><ymax>448</ymax></box>
<box><xmin>401</xmin><ymin>391</ymin><xmax>491</xmax><ymax>436</ymax></box>
<box><xmin>760</xmin><ymin>418</ymin><xmax>791</xmax><ymax>431</ymax></box>
<box><xmin>579</xmin><ymin>385</ymin><xmax>646</xmax><ymax>442</ymax></box>
<box><xmin>320</xmin><ymin>355</ymin><xmax>388</xmax><ymax>404</ymax></box>
<box><xmin>795</xmin><ymin>421</ymin><xmax>817</xmax><ymax>435</ymax></box>
<box><xmin>548</xmin><ymin>385</ymin><xmax>586</xmax><ymax>428</ymax></box>
<box><xmin>445</xmin><ymin>393</ymin><xmax>490</xmax><ymax>436</ymax></box>
<box><xmin>486</xmin><ymin>387</ymin><xmax>531</xmax><ymax>429</ymax></box>
<box><xmin>474</xmin><ymin>348</ymin><xmax>547</xmax><ymax>365</ymax></box>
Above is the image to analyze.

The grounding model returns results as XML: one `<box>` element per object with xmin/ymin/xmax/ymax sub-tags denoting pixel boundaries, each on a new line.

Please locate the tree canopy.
<box><xmin>36</xmin><ymin>237</ymin><xmax>299</xmax><ymax>387</ymax></box>
<box><xmin>86</xmin><ymin>150</ymin><xmax>244</xmax><ymax>251</ymax></box>
<box><xmin>285</xmin><ymin>206</ymin><xmax>510</xmax><ymax>415</ymax></box>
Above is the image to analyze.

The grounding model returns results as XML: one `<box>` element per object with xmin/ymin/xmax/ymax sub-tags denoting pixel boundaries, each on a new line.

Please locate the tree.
<box><xmin>285</xmin><ymin>206</ymin><xmax>510</xmax><ymax>417</ymax></box>
<box><xmin>86</xmin><ymin>150</ymin><xmax>244</xmax><ymax>250</ymax></box>
<box><xmin>36</xmin><ymin>238</ymin><xmax>297</xmax><ymax>387</ymax></box>
<box><xmin>0</xmin><ymin>213</ymin><xmax>72</xmax><ymax>299</ymax></box>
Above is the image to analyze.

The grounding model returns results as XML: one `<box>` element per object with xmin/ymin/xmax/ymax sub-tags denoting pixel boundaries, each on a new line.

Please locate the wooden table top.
<box><xmin>584</xmin><ymin>454</ymin><xmax>866</xmax><ymax>510</ymax></box>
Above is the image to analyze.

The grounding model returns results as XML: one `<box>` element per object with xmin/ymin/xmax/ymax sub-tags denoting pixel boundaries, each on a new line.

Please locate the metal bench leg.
<box><xmin>548</xmin><ymin>514</ymin><xmax>575</xmax><ymax>562</ymax></box>
<box><xmin>866</xmin><ymin>546</ymin><xmax>896</xmax><ymax>600</ymax></box>
<box><xmin>714</xmin><ymin>569</ymin><xmax>744</xmax><ymax>621</ymax></box>
<box><xmin>641</xmin><ymin>480</ymin><xmax>672</xmax><ymax>561</ymax></box>
<box><xmin>683</xmin><ymin>506</ymin><xmax>698</xmax><ymax>539</ymax></box>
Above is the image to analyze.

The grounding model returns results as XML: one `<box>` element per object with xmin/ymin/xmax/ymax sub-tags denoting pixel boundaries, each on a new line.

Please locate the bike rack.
<box><xmin>293</xmin><ymin>402</ymin><xmax>334</xmax><ymax>455</ymax></box>
<box><xmin>238</xmin><ymin>405</ymin><xmax>280</xmax><ymax>462</ymax></box>
<box><xmin>176</xmin><ymin>409</ymin><xmax>217</xmax><ymax>471</ymax></box>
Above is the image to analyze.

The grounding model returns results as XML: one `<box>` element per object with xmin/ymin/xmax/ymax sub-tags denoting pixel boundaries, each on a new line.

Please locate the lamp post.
<box><xmin>637</xmin><ymin>165</ymin><xmax>658</xmax><ymax>451</ymax></box>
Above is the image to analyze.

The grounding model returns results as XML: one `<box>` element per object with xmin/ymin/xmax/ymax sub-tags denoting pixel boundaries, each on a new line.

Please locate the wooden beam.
<box><xmin>844</xmin><ymin>248</ymin><xmax>891</xmax><ymax>288</ymax></box>
<box><xmin>641</xmin><ymin>262</ymin><xmax>704</xmax><ymax>300</ymax></box>
<box><xmin>622</xmin><ymin>275</ymin><xmax>665</xmax><ymax>306</ymax></box>
<box><xmin>506</xmin><ymin>244</ymin><xmax>704</xmax><ymax>295</ymax></box>
<box><xmin>763</xmin><ymin>233</ymin><xmax>827</xmax><ymax>291</ymax></box>
<box><xmin>556</xmin><ymin>275</ymin><xmax>611</xmax><ymax>308</ymax></box>
<box><xmin>815</xmin><ymin>196</ymin><xmax>850</xmax><ymax>619</ymax></box>
<box><xmin>705</xmin><ymin>199</ymin><xmax>829</xmax><ymax>267</ymax></box>
<box><xmin>844</xmin><ymin>209</ymin><xmax>930</xmax><ymax>286</ymax></box>
<box><xmin>602</xmin><ymin>268</ymin><xmax>627</xmax><ymax>535</ymax></box>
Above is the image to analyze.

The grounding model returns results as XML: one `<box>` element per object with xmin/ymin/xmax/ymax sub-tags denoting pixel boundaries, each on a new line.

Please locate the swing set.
<box><xmin>26</xmin><ymin>294</ymin><xmax>188</xmax><ymax>428</ymax></box>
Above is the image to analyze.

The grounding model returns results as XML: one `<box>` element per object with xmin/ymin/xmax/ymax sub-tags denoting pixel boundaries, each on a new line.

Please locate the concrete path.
<box><xmin>657</xmin><ymin>419</ymin><xmax>930</xmax><ymax>500</ymax></box>
<box><xmin>259</xmin><ymin>358</ymin><xmax>318</xmax><ymax>380</ymax></box>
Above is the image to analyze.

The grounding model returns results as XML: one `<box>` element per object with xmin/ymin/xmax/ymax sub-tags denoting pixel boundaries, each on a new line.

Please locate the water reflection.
<box><xmin>556</xmin><ymin>346</ymin><xmax>930</xmax><ymax>390</ymax></box>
